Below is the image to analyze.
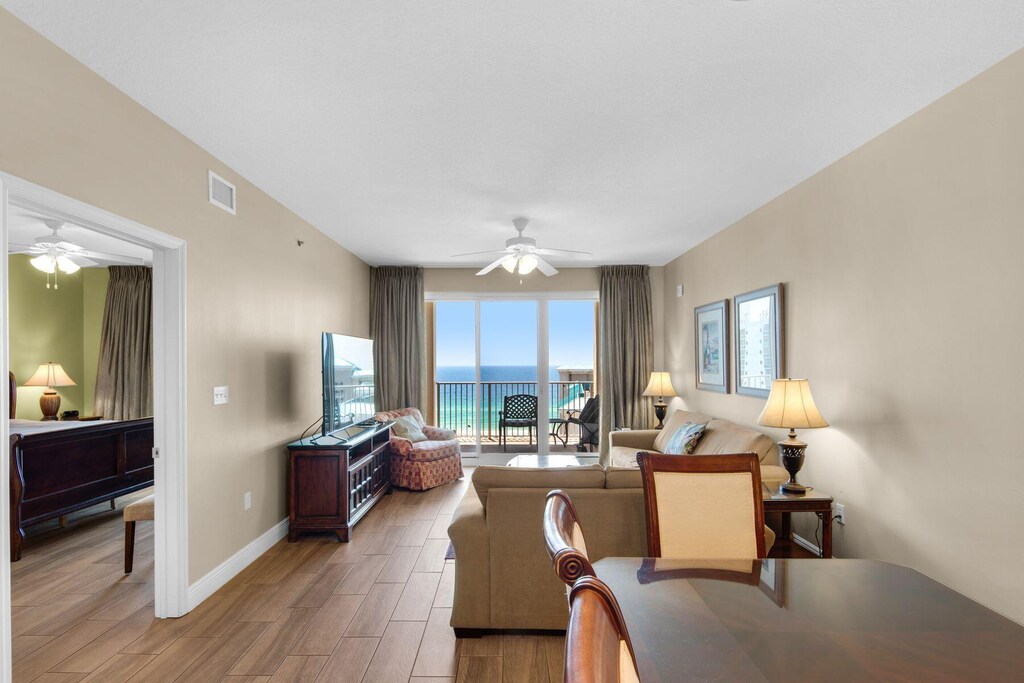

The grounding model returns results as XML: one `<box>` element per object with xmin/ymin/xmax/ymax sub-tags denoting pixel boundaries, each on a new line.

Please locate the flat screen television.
<box><xmin>322</xmin><ymin>332</ymin><xmax>375</xmax><ymax>436</ymax></box>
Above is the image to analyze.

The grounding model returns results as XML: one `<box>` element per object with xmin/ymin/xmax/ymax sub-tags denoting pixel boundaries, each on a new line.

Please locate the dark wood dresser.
<box><xmin>285</xmin><ymin>420</ymin><xmax>392</xmax><ymax>542</ymax></box>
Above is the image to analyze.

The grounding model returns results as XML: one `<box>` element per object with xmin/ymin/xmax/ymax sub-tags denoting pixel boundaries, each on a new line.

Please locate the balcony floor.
<box><xmin>456</xmin><ymin>434</ymin><xmax>595</xmax><ymax>455</ymax></box>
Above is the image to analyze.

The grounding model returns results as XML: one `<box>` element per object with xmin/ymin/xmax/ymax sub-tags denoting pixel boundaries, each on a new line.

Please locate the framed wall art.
<box><xmin>733</xmin><ymin>284</ymin><xmax>784</xmax><ymax>398</ymax></box>
<box><xmin>694</xmin><ymin>299</ymin><xmax>729</xmax><ymax>393</ymax></box>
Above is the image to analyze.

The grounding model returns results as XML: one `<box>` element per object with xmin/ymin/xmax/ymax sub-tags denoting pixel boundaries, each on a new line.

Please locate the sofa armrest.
<box><xmin>448</xmin><ymin>488</ymin><xmax>491</xmax><ymax>629</ymax></box>
<box><xmin>608</xmin><ymin>429</ymin><xmax>660</xmax><ymax>451</ymax></box>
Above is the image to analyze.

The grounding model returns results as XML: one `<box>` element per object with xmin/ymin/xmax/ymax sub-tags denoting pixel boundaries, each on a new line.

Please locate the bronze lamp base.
<box><xmin>39</xmin><ymin>390</ymin><xmax>61</xmax><ymax>421</ymax></box>
<box><xmin>653</xmin><ymin>401</ymin><xmax>668</xmax><ymax>429</ymax></box>
<box><xmin>778</xmin><ymin>429</ymin><xmax>808</xmax><ymax>495</ymax></box>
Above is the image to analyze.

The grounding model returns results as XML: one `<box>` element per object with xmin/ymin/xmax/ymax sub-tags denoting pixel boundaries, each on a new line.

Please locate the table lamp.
<box><xmin>756</xmin><ymin>379</ymin><xmax>829</xmax><ymax>494</ymax></box>
<box><xmin>23</xmin><ymin>362</ymin><xmax>77</xmax><ymax>421</ymax></box>
<box><xmin>643</xmin><ymin>372</ymin><xmax>678</xmax><ymax>429</ymax></box>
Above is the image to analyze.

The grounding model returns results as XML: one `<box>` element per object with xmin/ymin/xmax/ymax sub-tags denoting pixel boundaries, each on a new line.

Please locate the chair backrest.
<box><xmin>9</xmin><ymin>372</ymin><xmax>15</xmax><ymax>419</ymax></box>
<box><xmin>543</xmin><ymin>490</ymin><xmax>594</xmax><ymax>591</ymax></box>
<box><xmin>374</xmin><ymin>407</ymin><xmax>425</xmax><ymax>427</ymax></box>
<box><xmin>565</xmin><ymin>576</ymin><xmax>640</xmax><ymax>683</ymax></box>
<box><xmin>502</xmin><ymin>393</ymin><xmax>537</xmax><ymax>420</ymax></box>
<box><xmin>637</xmin><ymin>452</ymin><xmax>766</xmax><ymax>559</ymax></box>
<box><xmin>577</xmin><ymin>395</ymin><xmax>600</xmax><ymax>424</ymax></box>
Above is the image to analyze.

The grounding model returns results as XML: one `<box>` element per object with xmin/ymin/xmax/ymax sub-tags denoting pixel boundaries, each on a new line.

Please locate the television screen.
<box><xmin>322</xmin><ymin>333</ymin><xmax>375</xmax><ymax>436</ymax></box>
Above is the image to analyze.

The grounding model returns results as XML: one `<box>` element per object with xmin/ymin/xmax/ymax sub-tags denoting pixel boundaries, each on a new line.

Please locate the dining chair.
<box><xmin>565</xmin><ymin>575</ymin><xmax>640</xmax><ymax>683</ymax></box>
<box><xmin>543</xmin><ymin>490</ymin><xmax>594</xmax><ymax>592</ymax></box>
<box><xmin>637</xmin><ymin>451</ymin><xmax>768</xmax><ymax>559</ymax></box>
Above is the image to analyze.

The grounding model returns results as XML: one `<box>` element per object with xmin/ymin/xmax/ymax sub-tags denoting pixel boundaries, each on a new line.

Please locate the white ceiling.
<box><xmin>4</xmin><ymin>1</ymin><xmax>1024</xmax><ymax>267</ymax></box>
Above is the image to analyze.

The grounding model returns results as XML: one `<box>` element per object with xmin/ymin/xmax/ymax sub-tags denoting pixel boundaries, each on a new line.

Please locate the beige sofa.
<box><xmin>448</xmin><ymin>410</ymin><xmax>786</xmax><ymax>633</ymax></box>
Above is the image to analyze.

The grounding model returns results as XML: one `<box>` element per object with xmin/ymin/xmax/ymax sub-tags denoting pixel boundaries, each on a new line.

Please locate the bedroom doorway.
<box><xmin>0</xmin><ymin>172</ymin><xmax>188</xmax><ymax>675</ymax></box>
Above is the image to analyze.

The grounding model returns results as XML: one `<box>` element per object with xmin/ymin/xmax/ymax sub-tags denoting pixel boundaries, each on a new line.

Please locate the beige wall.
<box><xmin>1</xmin><ymin>10</ymin><xmax>370</xmax><ymax>582</ymax></box>
<box><xmin>662</xmin><ymin>49</ymin><xmax>1024</xmax><ymax>622</ymax></box>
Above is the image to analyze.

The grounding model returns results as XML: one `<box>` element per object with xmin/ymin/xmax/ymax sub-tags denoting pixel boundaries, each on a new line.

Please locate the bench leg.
<box><xmin>124</xmin><ymin>521</ymin><xmax>136</xmax><ymax>574</ymax></box>
<box><xmin>58</xmin><ymin>515</ymin><xmax>68</xmax><ymax>529</ymax></box>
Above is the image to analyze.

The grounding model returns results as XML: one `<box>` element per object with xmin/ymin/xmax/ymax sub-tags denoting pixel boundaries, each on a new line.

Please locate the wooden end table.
<box><xmin>762</xmin><ymin>483</ymin><xmax>834</xmax><ymax>558</ymax></box>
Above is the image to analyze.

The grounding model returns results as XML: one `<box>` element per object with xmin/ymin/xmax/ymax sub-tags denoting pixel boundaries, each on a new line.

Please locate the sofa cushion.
<box><xmin>605</xmin><ymin>466</ymin><xmax>643</xmax><ymax>489</ymax></box>
<box><xmin>653</xmin><ymin>410</ymin><xmax>713</xmax><ymax>453</ymax></box>
<box><xmin>662</xmin><ymin>422</ymin><xmax>706</xmax><ymax>455</ymax></box>
<box><xmin>392</xmin><ymin>414</ymin><xmax>427</xmax><ymax>443</ymax></box>
<box><xmin>694</xmin><ymin>419</ymin><xmax>776</xmax><ymax>464</ymax></box>
<box><xmin>472</xmin><ymin>465</ymin><xmax>606</xmax><ymax>507</ymax></box>
<box><xmin>609</xmin><ymin>446</ymin><xmax>645</xmax><ymax>469</ymax></box>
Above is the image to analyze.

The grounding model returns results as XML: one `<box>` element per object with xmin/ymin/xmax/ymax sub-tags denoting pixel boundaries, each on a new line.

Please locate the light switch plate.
<box><xmin>213</xmin><ymin>386</ymin><xmax>229</xmax><ymax>405</ymax></box>
<box><xmin>244</xmin><ymin>492</ymin><xmax>252</xmax><ymax>511</ymax></box>
<box><xmin>675</xmin><ymin>284</ymin><xmax>683</xmax><ymax>298</ymax></box>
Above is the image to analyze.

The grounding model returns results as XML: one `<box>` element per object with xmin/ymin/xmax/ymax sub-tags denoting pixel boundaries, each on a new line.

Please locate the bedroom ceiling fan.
<box><xmin>451</xmin><ymin>218</ymin><xmax>592</xmax><ymax>277</ymax></box>
<box><xmin>10</xmin><ymin>218</ymin><xmax>146</xmax><ymax>289</ymax></box>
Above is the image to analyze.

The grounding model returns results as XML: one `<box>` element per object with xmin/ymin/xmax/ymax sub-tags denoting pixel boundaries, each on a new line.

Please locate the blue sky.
<box><xmin>436</xmin><ymin>300</ymin><xmax>595</xmax><ymax>368</ymax></box>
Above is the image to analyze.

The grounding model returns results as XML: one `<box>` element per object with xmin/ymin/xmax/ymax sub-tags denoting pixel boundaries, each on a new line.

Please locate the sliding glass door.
<box><xmin>433</xmin><ymin>295</ymin><xmax>596</xmax><ymax>458</ymax></box>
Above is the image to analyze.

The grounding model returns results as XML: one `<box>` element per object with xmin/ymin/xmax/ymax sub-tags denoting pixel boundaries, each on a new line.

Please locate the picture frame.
<box><xmin>694</xmin><ymin>300</ymin><xmax>729</xmax><ymax>393</ymax></box>
<box><xmin>733</xmin><ymin>284</ymin><xmax>784</xmax><ymax>398</ymax></box>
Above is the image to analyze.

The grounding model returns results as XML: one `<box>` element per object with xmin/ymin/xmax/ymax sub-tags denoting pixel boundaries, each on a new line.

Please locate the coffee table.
<box><xmin>505</xmin><ymin>454</ymin><xmax>583</xmax><ymax>468</ymax></box>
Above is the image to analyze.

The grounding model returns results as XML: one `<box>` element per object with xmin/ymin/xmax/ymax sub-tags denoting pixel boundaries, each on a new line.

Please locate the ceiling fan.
<box><xmin>451</xmin><ymin>218</ymin><xmax>592</xmax><ymax>277</ymax></box>
<box><xmin>10</xmin><ymin>217</ymin><xmax>146</xmax><ymax>288</ymax></box>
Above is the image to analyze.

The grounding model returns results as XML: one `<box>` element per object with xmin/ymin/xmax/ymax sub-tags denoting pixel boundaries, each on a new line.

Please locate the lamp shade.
<box><xmin>642</xmin><ymin>372</ymin><xmax>678</xmax><ymax>398</ymax></box>
<box><xmin>757</xmin><ymin>379</ymin><xmax>828</xmax><ymax>430</ymax></box>
<box><xmin>23</xmin><ymin>362</ymin><xmax>77</xmax><ymax>389</ymax></box>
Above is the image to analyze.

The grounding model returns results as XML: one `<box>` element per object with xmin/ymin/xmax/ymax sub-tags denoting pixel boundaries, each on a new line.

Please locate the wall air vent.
<box><xmin>208</xmin><ymin>170</ymin><xmax>236</xmax><ymax>215</ymax></box>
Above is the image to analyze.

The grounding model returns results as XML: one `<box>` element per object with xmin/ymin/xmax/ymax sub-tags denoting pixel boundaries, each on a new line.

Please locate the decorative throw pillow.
<box><xmin>392</xmin><ymin>414</ymin><xmax>428</xmax><ymax>443</ymax></box>
<box><xmin>661</xmin><ymin>422</ymin><xmax>706</xmax><ymax>455</ymax></box>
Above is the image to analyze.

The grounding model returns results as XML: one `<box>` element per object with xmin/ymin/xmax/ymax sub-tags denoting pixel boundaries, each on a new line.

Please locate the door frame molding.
<box><xmin>0</xmin><ymin>172</ymin><xmax>189</xmax><ymax>683</ymax></box>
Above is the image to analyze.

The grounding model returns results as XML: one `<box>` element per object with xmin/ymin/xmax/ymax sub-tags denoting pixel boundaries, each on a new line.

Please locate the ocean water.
<box><xmin>435</xmin><ymin>366</ymin><xmax>593</xmax><ymax>436</ymax></box>
<box><xmin>436</xmin><ymin>365</ymin><xmax>559</xmax><ymax>382</ymax></box>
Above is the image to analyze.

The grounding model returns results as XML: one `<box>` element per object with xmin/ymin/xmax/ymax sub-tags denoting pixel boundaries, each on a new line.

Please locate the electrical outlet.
<box><xmin>213</xmin><ymin>386</ymin><xmax>229</xmax><ymax>405</ymax></box>
<box><xmin>834</xmin><ymin>503</ymin><xmax>846</xmax><ymax>525</ymax></box>
<box><xmin>244</xmin><ymin>492</ymin><xmax>252</xmax><ymax>511</ymax></box>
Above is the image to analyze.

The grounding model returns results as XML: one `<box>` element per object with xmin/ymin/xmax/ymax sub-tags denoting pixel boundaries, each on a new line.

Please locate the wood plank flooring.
<box><xmin>10</xmin><ymin>472</ymin><xmax>565</xmax><ymax>682</ymax></box>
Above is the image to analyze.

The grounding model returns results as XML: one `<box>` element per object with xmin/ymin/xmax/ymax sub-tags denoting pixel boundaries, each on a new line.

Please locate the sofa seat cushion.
<box><xmin>472</xmin><ymin>464</ymin><xmax>606</xmax><ymax>507</ymax></box>
<box><xmin>605</xmin><ymin>466</ymin><xmax>643</xmax><ymax>489</ymax></box>
<box><xmin>609</xmin><ymin>446</ymin><xmax>646</xmax><ymax>469</ymax></box>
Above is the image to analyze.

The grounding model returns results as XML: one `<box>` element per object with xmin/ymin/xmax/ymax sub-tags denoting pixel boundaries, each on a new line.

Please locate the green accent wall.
<box><xmin>8</xmin><ymin>254</ymin><xmax>108</xmax><ymax>419</ymax></box>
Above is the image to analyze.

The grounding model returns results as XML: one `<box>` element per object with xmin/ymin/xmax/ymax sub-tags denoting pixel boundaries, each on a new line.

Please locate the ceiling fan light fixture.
<box><xmin>501</xmin><ymin>254</ymin><xmax>518</xmax><ymax>273</ymax></box>
<box><xmin>517</xmin><ymin>253</ymin><xmax>538</xmax><ymax>275</ymax></box>
<box><xmin>30</xmin><ymin>254</ymin><xmax>56</xmax><ymax>273</ymax></box>
<box><xmin>56</xmin><ymin>255</ymin><xmax>81</xmax><ymax>274</ymax></box>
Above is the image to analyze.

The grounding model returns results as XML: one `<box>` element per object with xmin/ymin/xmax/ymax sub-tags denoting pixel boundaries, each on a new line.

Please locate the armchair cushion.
<box><xmin>423</xmin><ymin>426</ymin><xmax>457</xmax><ymax>440</ymax></box>
<box><xmin>392</xmin><ymin>414</ymin><xmax>428</xmax><ymax>443</ymax></box>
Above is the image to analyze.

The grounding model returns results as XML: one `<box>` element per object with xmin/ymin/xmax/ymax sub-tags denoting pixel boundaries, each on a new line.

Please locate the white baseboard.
<box><xmin>187</xmin><ymin>518</ymin><xmax>289</xmax><ymax>610</ymax></box>
<box><xmin>793</xmin><ymin>532</ymin><xmax>822</xmax><ymax>556</ymax></box>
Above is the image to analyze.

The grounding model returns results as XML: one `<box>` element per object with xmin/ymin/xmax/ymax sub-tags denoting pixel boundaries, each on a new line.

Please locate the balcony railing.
<box><xmin>435</xmin><ymin>381</ymin><xmax>594</xmax><ymax>445</ymax></box>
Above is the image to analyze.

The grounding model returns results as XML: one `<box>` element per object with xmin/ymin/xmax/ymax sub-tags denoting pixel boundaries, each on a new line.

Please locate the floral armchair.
<box><xmin>374</xmin><ymin>407</ymin><xmax>464</xmax><ymax>491</ymax></box>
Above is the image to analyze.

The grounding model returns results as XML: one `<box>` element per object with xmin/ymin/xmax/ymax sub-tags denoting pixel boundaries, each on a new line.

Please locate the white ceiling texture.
<box><xmin>4</xmin><ymin>1</ymin><xmax>1024</xmax><ymax>267</ymax></box>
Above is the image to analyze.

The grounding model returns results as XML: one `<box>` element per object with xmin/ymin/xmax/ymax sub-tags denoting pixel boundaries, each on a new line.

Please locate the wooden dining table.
<box><xmin>592</xmin><ymin>557</ymin><xmax>1024</xmax><ymax>682</ymax></box>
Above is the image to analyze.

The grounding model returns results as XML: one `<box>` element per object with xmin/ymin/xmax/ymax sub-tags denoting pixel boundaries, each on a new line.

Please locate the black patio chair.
<box><xmin>567</xmin><ymin>395</ymin><xmax>600</xmax><ymax>453</ymax></box>
<box><xmin>499</xmin><ymin>394</ymin><xmax>538</xmax><ymax>451</ymax></box>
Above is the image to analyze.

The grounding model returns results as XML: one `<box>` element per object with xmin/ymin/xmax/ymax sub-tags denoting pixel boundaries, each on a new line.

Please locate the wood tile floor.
<box><xmin>10</xmin><ymin>473</ymin><xmax>565</xmax><ymax>682</ymax></box>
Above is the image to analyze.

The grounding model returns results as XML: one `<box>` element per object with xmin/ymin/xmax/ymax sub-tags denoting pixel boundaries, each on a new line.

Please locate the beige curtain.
<box><xmin>598</xmin><ymin>265</ymin><xmax>654</xmax><ymax>465</ymax></box>
<box><xmin>94</xmin><ymin>266</ymin><xmax>153</xmax><ymax>420</ymax></box>
<box><xmin>370</xmin><ymin>266</ymin><xmax>425</xmax><ymax>412</ymax></box>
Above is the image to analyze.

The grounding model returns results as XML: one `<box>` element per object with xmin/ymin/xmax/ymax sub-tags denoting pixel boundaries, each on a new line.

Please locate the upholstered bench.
<box><xmin>124</xmin><ymin>494</ymin><xmax>154</xmax><ymax>573</ymax></box>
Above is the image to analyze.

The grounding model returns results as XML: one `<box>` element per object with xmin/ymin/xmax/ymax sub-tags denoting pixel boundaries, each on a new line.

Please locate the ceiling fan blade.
<box><xmin>535</xmin><ymin>257</ymin><xmax>559</xmax><ymax>276</ymax></box>
<box><xmin>476</xmin><ymin>256</ymin><xmax>507</xmax><ymax>276</ymax></box>
<box><xmin>68</xmin><ymin>255</ymin><xmax>100</xmax><ymax>268</ymax></box>
<box><xmin>450</xmin><ymin>249</ymin><xmax>507</xmax><ymax>258</ymax></box>
<box><xmin>534</xmin><ymin>247</ymin><xmax>593</xmax><ymax>258</ymax></box>
<box><xmin>9</xmin><ymin>243</ymin><xmax>43</xmax><ymax>254</ymax></box>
